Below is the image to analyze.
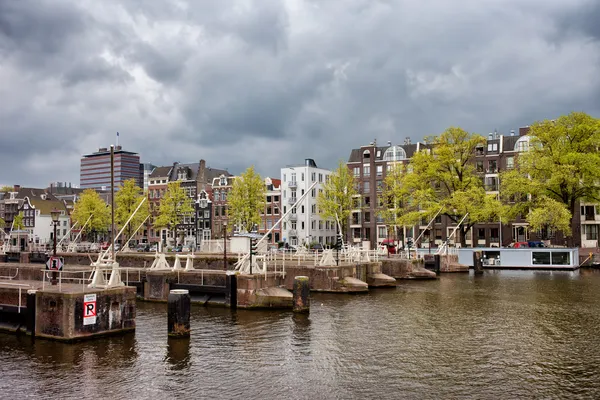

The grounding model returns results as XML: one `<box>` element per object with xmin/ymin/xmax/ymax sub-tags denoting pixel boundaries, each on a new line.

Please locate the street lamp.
<box><xmin>223</xmin><ymin>221</ymin><xmax>228</xmax><ymax>271</ymax></box>
<box><xmin>50</xmin><ymin>208</ymin><xmax>61</xmax><ymax>286</ymax></box>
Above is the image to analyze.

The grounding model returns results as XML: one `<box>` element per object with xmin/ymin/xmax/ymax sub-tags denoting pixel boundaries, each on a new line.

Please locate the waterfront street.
<box><xmin>2</xmin><ymin>270</ymin><xmax>600</xmax><ymax>399</ymax></box>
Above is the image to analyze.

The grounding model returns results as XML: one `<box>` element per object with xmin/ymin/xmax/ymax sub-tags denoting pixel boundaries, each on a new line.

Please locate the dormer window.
<box><xmin>383</xmin><ymin>146</ymin><xmax>407</xmax><ymax>162</ymax></box>
<box><xmin>220</xmin><ymin>176</ymin><xmax>227</xmax><ymax>186</ymax></box>
<box><xmin>363</xmin><ymin>150</ymin><xmax>371</xmax><ymax>159</ymax></box>
<box><xmin>177</xmin><ymin>169</ymin><xmax>187</xmax><ymax>180</ymax></box>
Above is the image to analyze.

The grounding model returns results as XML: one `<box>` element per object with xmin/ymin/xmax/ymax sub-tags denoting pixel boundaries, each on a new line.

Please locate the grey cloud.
<box><xmin>0</xmin><ymin>0</ymin><xmax>599</xmax><ymax>188</ymax></box>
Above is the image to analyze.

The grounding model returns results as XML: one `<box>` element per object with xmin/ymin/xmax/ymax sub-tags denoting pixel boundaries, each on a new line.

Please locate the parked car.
<box><xmin>310</xmin><ymin>243</ymin><xmax>324</xmax><ymax>253</ymax></box>
<box><xmin>181</xmin><ymin>245</ymin><xmax>194</xmax><ymax>253</ymax></box>
<box><xmin>528</xmin><ymin>241</ymin><xmax>547</xmax><ymax>248</ymax></box>
<box><xmin>136</xmin><ymin>243</ymin><xmax>151</xmax><ymax>252</ymax></box>
<box><xmin>100</xmin><ymin>242</ymin><xmax>110</xmax><ymax>250</ymax></box>
<box><xmin>149</xmin><ymin>243</ymin><xmax>158</xmax><ymax>252</ymax></box>
<box><xmin>173</xmin><ymin>245</ymin><xmax>183</xmax><ymax>252</ymax></box>
<box><xmin>509</xmin><ymin>242</ymin><xmax>529</xmax><ymax>248</ymax></box>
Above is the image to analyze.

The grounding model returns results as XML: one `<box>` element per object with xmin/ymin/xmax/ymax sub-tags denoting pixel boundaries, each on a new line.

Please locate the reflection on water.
<box><xmin>2</xmin><ymin>270</ymin><xmax>600</xmax><ymax>399</ymax></box>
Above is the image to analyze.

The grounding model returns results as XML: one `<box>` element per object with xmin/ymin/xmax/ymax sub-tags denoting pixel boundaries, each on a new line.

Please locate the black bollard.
<box><xmin>168</xmin><ymin>289</ymin><xmax>191</xmax><ymax>338</ymax></box>
<box><xmin>293</xmin><ymin>276</ymin><xmax>310</xmax><ymax>314</ymax></box>
<box><xmin>433</xmin><ymin>254</ymin><xmax>441</xmax><ymax>276</ymax></box>
<box><xmin>26</xmin><ymin>289</ymin><xmax>36</xmax><ymax>337</ymax></box>
<box><xmin>225</xmin><ymin>272</ymin><xmax>237</xmax><ymax>309</ymax></box>
<box><xmin>473</xmin><ymin>251</ymin><xmax>484</xmax><ymax>275</ymax></box>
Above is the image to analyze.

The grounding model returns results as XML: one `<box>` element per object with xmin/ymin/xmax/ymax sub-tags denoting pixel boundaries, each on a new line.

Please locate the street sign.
<box><xmin>46</xmin><ymin>256</ymin><xmax>64</xmax><ymax>271</ymax></box>
<box><xmin>83</xmin><ymin>294</ymin><xmax>97</xmax><ymax>325</ymax></box>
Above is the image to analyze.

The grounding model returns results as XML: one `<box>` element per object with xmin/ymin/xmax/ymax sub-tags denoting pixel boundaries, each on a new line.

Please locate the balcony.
<box><xmin>486</xmin><ymin>167</ymin><xmax>498</xmax><ymax>174</ymax></box>
<box><xmin>289</xmin><ymin>229</ymin><xmax>297</xmax><ymax>237</ymax></box>
<box><xmin>288</xmin><ymin>198</ymin><xmax>297</xmax><ymax>205</ymax></box>
<box><xmin>289</xmin><ymin>213</ymin><xmax>297</xmax><ymax>221</ymax></box>
<box><xmin>585</xmin><ymin>214</ymin><xmax>596</xmax><ymax>221</ymax></box>
<box><xmin>288</xmin><ymin>181</ymin><xmax>298</xmax><ymax>189</ymax></box>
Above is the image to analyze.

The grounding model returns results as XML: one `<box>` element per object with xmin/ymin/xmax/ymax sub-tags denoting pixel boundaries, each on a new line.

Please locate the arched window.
<box><xmin>383</xmin><ymin>146</ymin><xmax>407</xmax><ymax>162</ymax></box>
<box><xmin>514</xmin><ymin>136</ymin><xmax>530</xmax><ymax>152</ymax></box>
<box><xmin>363</xmin><ymin>150</ymin><xmax>371</xmax><ymax>159</ymax></box>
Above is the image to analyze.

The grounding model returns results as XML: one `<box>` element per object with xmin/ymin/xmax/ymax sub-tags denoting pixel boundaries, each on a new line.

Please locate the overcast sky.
<box><xmin>1</xmin><ymin>0</ymin><xmax>599</xmax><ymax>188</ymax></box>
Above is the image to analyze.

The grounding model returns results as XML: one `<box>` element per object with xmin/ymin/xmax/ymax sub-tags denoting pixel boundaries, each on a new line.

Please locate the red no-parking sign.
<box><xmin>83</xmin><ymin>294</ymin><xmax>97</xmax><ymax>325</ymax></box>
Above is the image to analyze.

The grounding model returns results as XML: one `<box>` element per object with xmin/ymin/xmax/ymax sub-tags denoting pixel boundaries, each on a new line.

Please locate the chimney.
<box><xmin>519</xmin><ymin>126</ymin><xmax>530</xmax><ymax>136</ymax></box>
<box><xmin>510</xmin><ymin>130</ymin><xmax>515</xmax><ymax>136</ymax></box>
<box><xmin>387</xmin><ymin>141</ymin><xmax>391</xmax><ymax>146</ymax></box>
<box><xmin>13</xmin><ymin>185</ymin><xmax>20</xmax><ymax>192</ymax></box>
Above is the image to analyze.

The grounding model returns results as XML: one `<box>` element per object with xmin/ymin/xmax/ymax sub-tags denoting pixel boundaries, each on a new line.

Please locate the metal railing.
<box><xmin>0</xmin><ymin>282</ymin><xmax>32</xmax><ymax>313</ymax></box>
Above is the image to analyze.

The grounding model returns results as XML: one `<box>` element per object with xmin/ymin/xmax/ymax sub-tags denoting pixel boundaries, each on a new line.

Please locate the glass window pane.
<box><xmin>532</xmin><ymin>252</ymin><xmax>551</xmax><ymax>265</ymax></box>
<box><xmin>551</xmin><ymin>252</ymin><xmax>570</xmax><ymax>265</ymax></box>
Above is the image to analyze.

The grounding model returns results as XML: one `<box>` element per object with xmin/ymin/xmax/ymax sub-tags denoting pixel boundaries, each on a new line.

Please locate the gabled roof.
<box><xmin>347</xmin><ymin>144</ymin><xmax>420</xmax><ymax>162</ymax></box>
<box><xmin>204</xmin><ymin>167</ymin><xmax>231</xmax><ymax>183</ymax></box>
<box><xmin>149</xmin><ymin>166</ymin><xmax>172</xmax><ymax>178</ymax></box>
<box><xmin>25</xmin><ymin>195</ymin><xmax>68</xmax><ymax>216</ymax></box>
<box><xmin>170</xmin><ymin>163</ymin><xmax>199</xmax><ymax>181</ymax></box>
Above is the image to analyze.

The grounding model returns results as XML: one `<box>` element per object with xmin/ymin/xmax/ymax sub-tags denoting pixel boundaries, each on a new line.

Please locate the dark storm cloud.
<box><xmin>1</xmin><ymin>0</ymin><xmax>599</xmax><ymax>187</ymax></box>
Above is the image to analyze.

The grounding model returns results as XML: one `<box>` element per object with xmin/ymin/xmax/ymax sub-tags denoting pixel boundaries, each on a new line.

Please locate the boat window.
<box><xmin>532</xmin><ymin>252</ymin><xmax>551</xmax><ymax>265</ymax></box>
<box><xmin>551</xmin><ymin>252</ymin><xmax>570</xmax><ymax>265</ymax></box>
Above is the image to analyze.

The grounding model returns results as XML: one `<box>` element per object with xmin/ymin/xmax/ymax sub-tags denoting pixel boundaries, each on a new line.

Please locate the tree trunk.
<box><xmin>459</xmin><ymin>225</ymin><xmax>467</xmax><ymax>248</ymax></box>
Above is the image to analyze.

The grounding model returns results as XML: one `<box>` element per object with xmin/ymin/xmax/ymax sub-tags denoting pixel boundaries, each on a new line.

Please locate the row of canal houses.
<box><xmin>146</xmin><ymin>159</ymin><xmax>284</xmax><ymax>248</ymax></box>
<box><xmin>2</xmin><ymin>126</ymin><xmax>599</xmax><ymax>251</ymax></box>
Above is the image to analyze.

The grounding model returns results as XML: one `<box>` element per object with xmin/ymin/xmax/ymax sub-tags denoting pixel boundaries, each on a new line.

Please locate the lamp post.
<box><xmin>223</xmin><ymin>221</ymin><xmax>227</xmax><ymax>271</ymax></box>
<box><xmin>50</xmin><ymin>208</ymin><xmax>61</xmax><ymax>286</ymax></box>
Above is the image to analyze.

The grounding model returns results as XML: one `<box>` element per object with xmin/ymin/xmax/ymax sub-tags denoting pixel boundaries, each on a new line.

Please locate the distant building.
<box><xmin>259</xmin><ymin>177</ymin><xmax>282</xmax><ymax>245</ymax></box>
<box><xmin>280</xmin><ymin>159</ymin><xmax>333</xmax><ymax>248</ymax></box>
<box><xmin>147</xmin><ymin>160</ymin><xmax>231</xmax><ymax>245</ymax></box>
<box><xmin>195</xmin><ymin>190</ymin><xmax>212</xmax><ymax>247</ymax></box>
<box><xmin>80</xmin><ymin>146</ymin><xmax>140</xmax><ymax>190</ymax></box>
<box><xmin>139</xmin><ymin>163</ymin><xmax>156</xmax><ymax>192</ymax></box>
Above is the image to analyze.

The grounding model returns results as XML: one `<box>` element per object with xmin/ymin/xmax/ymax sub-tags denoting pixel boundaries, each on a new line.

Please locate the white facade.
<box><xmin>280</xmin><ymin>159</ymin><xmax>334</xmax><ymax>247</ymax></box>
<box><xmin>22</xmin><ymin>198</ymin><xmax>70</xmax><ymax>246</ymax></box>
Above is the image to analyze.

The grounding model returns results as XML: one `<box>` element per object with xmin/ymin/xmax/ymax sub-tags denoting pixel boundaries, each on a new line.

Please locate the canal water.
<box><xmin>2</xmin><ymin>270</ymin><xmax>600</xmax><ymax>399</ymax></box>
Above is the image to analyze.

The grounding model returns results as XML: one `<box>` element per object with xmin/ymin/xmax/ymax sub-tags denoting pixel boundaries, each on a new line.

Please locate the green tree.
<box><xmin>0</xmin><ymin>216</ymin><xmax>5</xmax><ymax>230</ymax></box>
<box><xmin>501</xmin><ymin>112</ymin><xmax>600</xmax><ymax>243</ymax></box>
<box><xmin>115</xmin><ymin>179</ymin><xmax>149</xmax><ymax>244</ymax></box>
<box><xmin>154</xmin><ymin>181</ymin><xmax>194</xmax><ymax>243</ymax></box>
<box><xmin>317</xmin><ymin>160</ymin><xmax>357</xmax><ymax>237</ymax></box>
<box><xmin>1</xmin><ymin>186</ymin><xmax>12</xmax><ymax>193</ymax></box>
<box><xmin>388</xmin><ymin>127</ymin><xmax>502</xmax><ymax>247</ymax></box>
<box><xmin>72</xmin><ymin>189</ymin><xmax>110</xmax><ymax>241</ymax></box>
<box><xmin>13</xmin><ymin>212</ymin><xmax>24</xmax><ymax>230</ymax></box>
<box><xmin>228</xmin><ymin>166</ymin><xmax>266</xmax><ymax>233</ymax></box>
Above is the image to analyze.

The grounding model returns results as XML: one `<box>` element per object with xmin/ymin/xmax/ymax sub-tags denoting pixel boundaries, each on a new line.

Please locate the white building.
<box><xmin>21</xmin><ymin>194</ymin><xmax>70</xmax><ymax>248</ymax></box>
<box><xmin>280</xmin><ymin>159</ymin><xmax>334</xmax><ymax>248</ymax></box>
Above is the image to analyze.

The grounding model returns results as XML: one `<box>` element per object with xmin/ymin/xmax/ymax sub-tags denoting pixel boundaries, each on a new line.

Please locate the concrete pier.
<box><xmin>381</xmin><ymin>259</ymin><xmax>437</xmax><ymax>279</ymax></box>
<box><xmin>0</xmin><ymin>279</ymin><xmax>136</xmax><ymax>341</ymax></box>
<box><xmin>168</xmin><ymin>289</ymin><xmax>191</xmax><ymax>338</ymax></box>
<box><xmin>292</xmin><ymin>276</ymin><xmax>310</xmax><ymax>314</ymax></box>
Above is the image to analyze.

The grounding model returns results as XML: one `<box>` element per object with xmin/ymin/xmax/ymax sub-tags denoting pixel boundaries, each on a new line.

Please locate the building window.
<box><xmin>376</xmin><ymin>165</ymin><xmax>383</xmax><ymax>177</ymax></box>
<box><xmin>311</xmin><ymin>172</ymin><xmax>316</xmax><ymax>182</ymax></box>
<box><xmin>477</xmin><ymin>228</ymin><xmax>485</xmax><ymax>239</ymax></box>
<box><xmin>353</xmin><ymin>167</ymin><xmax>360</xmax><ymax>177</ymax></box>
<box><xmin>364</xmin><ymin>212</ymin><xmax>371</xmax><ymax>223</ymax></box>
<box><xmin>383</xmin><ymin>146</ymin><xmax>406</xmax><ymax>161</ymax></box>
<box><xmin>312</xmin><ymin>220</ymin><xmax>316</xmax><ymax>229</ymax></box>
<box><xmin>363</xmin><ymin>165</ymin><xmax>370</xmax><ymax>177</ymax></box>
<box><xmin>319</xmin><ymin>173</ymin><xmax>323</xmax><ymax>182</ymax></box>
<box><xmin>585</xmin><ymin>225</ymin><xmax>598</xmax><ymax>240</ymax></box>
<box><xmin>363</xmin><ymin>150</ymin><xmax>370</xmax><ymax>159</ymax></box>
<box><xmin>311</xmin><ymin>189</ymin><xmax>316</xmax><ymax>198</ymax></box>
<box><xmin>364</xmin><ymin>182</ymin><xmax>370</xmax><ymax>193</ymax></box>
<box><xmin>506</xmin><ymin>156</ymin><xmax>514</xmax><ymax>170</ymax></box>
<box><xmin>476</xmin><ymin>161</ymin><xmax>484</xmax><ymax>172</ymax></box>
<box><xmin>301</xmin><ymin>173</ymin><xmax>304</xmax><ymax>181</ymax></box>
<box><xmin>311</xmin><ymin>204</ymin><xmax>316</xmax><ymax>214</ymax></box>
